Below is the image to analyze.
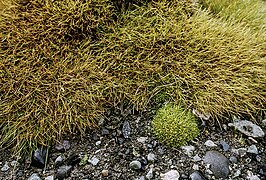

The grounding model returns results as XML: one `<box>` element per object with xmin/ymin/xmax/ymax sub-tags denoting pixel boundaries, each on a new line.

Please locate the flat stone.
<box><xmin>247</xmin><ymin>145</ymin><xmax>258</xmax><ymax>154</ymax></box>
<box><xmin>56</xmin><ymin>165</ymin><xmax>72</xmax><ymax>180</ymax></box>
<box><xmin>204</xmin><ymin>151</ymin><xmax>230</xmax><ymax>179</ymax></box>
<box><xmin>228</xmin><ymin>120</ymin><xmax>265</xmax><ymax>138</ymax></box>
<box><xmin>31</xmin><ymin>148</ymin><xmax>47</xmax><ymax>168</ymax></box>
<box><xmin>137</xmin><ymin>137</ymin><xmax>148</xmax><ymax>144</ymax></box>
<box><xmin>161</xmin><ymin>170</ymin><xmax>180</xmax><ymax>180</ymax></box>
<box><xmin>129</xmin><ymin>160</ymin><xmax>141</xmax><ymax>170</ymax></box>
<box><xmin>204</xmin><ymin>140</ymin><xmax>217</xmax><ymax>147</ymax></box>
<box><xmin>1</xmin><ymin>162</ymin><xmax>10</xmax><ymax>172</ymax></box>
<box><xmin>189</xmin><ymin>171</ymin><xmax>206</xmax><ymax>180</ymax></box>
<box><xmin>193</xmin><ymin>154</ymin><xmax>202</xmax><ymax>162</ymax></box>
<box><xmin>28</xmin><ymin>173</ymin><xmax>41</xmax><ymax>180</ymax></box>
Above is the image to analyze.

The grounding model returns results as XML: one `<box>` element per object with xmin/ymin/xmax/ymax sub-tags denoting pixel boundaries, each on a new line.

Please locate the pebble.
<box><xmin>129</xmin><ymin>160</ymin><xmax>142</xmax><ymax>170</ymax></box>
<box><xmin>146</xmin><ymin>168</ymin><xmax>153</xmax><ymax>179</ymax></box>
<box><xmin>161</xmin><ymin>170</ymin><xmax>180</xmax><ymax>180</ymax></box>
<box><xmin>232</xmin><ymin>148</ymin><xmax>247</xmax><ymax>157</ymax></box>
<box><xmin>193</xmin><ymin>154</ymin><xmax>202</xmax><ymax>162</ymax></box>
<box><xmin>55</xmin><ymin>155</ymin><xmax>64</xmax><ymax>167</ymax></box>
<box><xmin>247</xmin><ymin>145</ymin><xmax>258</xmax><ymax>154</ymax></box>
<box><xmin>147</xmin><ymin>153</ymin><xmax>156</xmax><ymax>162</ymax></box>
<box><xmin>189</xmin><ymin>171</ymin><xmax>206</xmax><ymax>180</ymax></box>
<box><xmin>137</xmin><ymin>137</ymin><xmax>148</xmax><ymax>144</ymax></box>
<box><xmin>228</xmin><ymin>120</ymin><xmax>265</xmax><ymax>137</ymax></box>
<box><xmin>233</xmin><ymin>169</ymin><xmax>241</xmax><ymax>178</ymax></box>
<box><xmin>88</xmin><ymin>157</ymin><xmax>99</xmax><ymax>166</ymax></box>
<box><xmin>192</xmin><ymin>164</ymin><xmax>199</xmax><ymax>171</ymax></box>
<box><xmin>204</xmin><ymin>151</ymin><xmax>230</xmax><ymax>178</ymax></box>
<box><xmin>102</xmin><ymin>169</ymin><xmax>109</xmax><ymax>177</ymax></box>
<box><xmin>229</xmin><ymin>156</ymin><xmax>238</xmax><ymax>163</ymax></box>
<box><xmin>56</xmin><ymin>165</ymin><xmax>72</xmax><ymax>180</ymax></box>
<box><xmin>10</xmin><ymin>160</ymin><xmax>18</xmax><ymax>167</ymax></box>
<box><xmin>55</xmin><ymin>140</ymin><xmax>71</xmax><ymax>152</ymax></box>
<box><xmin>262</xmin><ymin>119</ymin><xmax>266</xmax><ymax>127</ymax></box>
<box><xmin>122</xmin><ymin>121</ymin><xmax>131</xmax><ymax>138</ymax></box>
<box><xmin>28</xmin><ymin>173</ymin><xmax>41</xmax><ymax>180</ymax></box>
<box><xmin>204</xmin><ymin>140</ymin><xmax>217</xmax><ymax>147</ymax></box>
<box><xmin>96</xmin><ymin>141</ymin><xmax>101</xmax><ymax>146</ymax></box>
<box><xmin>45</xmin><ymin>175</ymin><xmax>54</xmax><ymax>180</ymax></box>
<box><xmin>1</xmin><ymin>162</ymin><xmax>10</xmax><ymax>172</ymax></box>
<box><xmin>181</xmin><ymin>145</ymin><xmax>195</xmax><ymax>156</ymax></box>
<box><xmin>219</xmin><ymin>140</ymin><xmax>230</xmax><ymax>151</ymax></box>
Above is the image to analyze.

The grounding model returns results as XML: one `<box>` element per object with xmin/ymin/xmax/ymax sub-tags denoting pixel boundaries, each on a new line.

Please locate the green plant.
<box><xmin>151</xmin><ymin>104</ymin><xmax>200</xmax><ymax>147</ymax></box>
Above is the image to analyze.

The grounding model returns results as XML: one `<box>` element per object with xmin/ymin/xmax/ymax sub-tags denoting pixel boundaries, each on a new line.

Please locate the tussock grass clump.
<box><xmin>199</xmin><ymin>0</ymin><xmax>266</xmax><ymax>32</ymax></box>
<box><xmin>84</xmin><ymin>1</ymin><xmax>265</xmax><ymax>119</ymax></box>
<box><xmin>152</xmin><ymin>104</ymin><xmax>200</xmax><ymax>147</ymax></box>
<box><xmin>0</xmin><ymin>0</ymin><xmax>114</xmax><ymax>155</ymax></box>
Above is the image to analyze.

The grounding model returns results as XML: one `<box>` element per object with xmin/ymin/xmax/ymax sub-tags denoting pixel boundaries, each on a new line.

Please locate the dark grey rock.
<box><xmin>31</xmin><ymin>147</ymin><xmax>47</xmax><ymax>168</ymax></box>
<box><xmin>102</xmin><ymin>128</ymin><xmax>110</xmax><ymax>135</ymax></box>
<box><xmin>55</xmin><ymin>140</ymin><xmax>71</xmax><ymax>152</ymax></box>
<box><xmin>56</xmin><ymin>165</ymin><xmax>72</xmax><ymax>180</ymax></box>
<box><xmin>228</xmin><ymin>120</ymin><xmax>265</xmax><ymax>138</ymax></box>
<box><xmin>219</xmin><ymin>140</ymin><xmax>229</xmax><ymax>151</ymax></box>
<box><xmin>204</xmin><ymin>151</ymin><xmax>230</xmax><ymax>178</ymax></box>
<box><xmin>28</xmin><ymin>173</ymin><xmax>41</xmax><ymax>180</ymax></box>
<box><xmin>189</xmin><ymin>171</ymin><xmax>206</xmax><ymax>180</ymax></box>
<box><xmin>1</xmin><ymin>162</ymin><xmax>10</xmax><ymax>172</ymax></box>
<box><xmin>247</xmin><ymin>145</ymin><xmax>258</xmax><ymax>154</ymax></box>
<box><xmin>122</xmin><ymin>121</ymin><xmax>131</xmax><ymax>138</ymax></box>
<box><xmin>129</xmin><ymin>160</ymin><xmax>141</xmax><ymax>170</ymax></box>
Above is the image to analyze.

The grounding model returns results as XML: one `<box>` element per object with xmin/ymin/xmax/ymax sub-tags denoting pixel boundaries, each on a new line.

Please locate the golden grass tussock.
<box><xmin>0</xmin><ymin>0</ymin><xmax>265</xmax><ymax>154</ymax></box>
<box><xmin>199</xmin><ymin>0</ymin><xmax>266</xmax><ymax>32</ymax></box>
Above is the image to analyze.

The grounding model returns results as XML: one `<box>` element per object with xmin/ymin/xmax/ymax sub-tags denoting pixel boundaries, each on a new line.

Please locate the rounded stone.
<box><xmin>28</xmin><ymin>173</ymin><xmax>41</xmax><ymax>180</ymax></box>
<box><xmin>204</xmin><ymin>151</ymin><xmax>230</xmax><ymax>178</ymax></box>
<box><xmin>129</xmin><ymin>160</ymin><xmax>142</xmax><ymax>170</ymax></box>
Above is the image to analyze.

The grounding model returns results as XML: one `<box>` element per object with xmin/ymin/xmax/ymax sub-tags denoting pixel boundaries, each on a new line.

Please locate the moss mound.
<box><xmin>0</xmin><ymin>0</ymin><xmax>265</xmax><ymax>154</ymax></box>
<box><xmin>152</xmin><ymin>104</ymin><xmax>200</xmax><ymax>147</ymax></box>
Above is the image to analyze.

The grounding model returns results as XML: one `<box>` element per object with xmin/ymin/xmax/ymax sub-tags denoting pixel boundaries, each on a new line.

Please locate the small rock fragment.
<box><xmin>229</xmin><ymin>156</ymin><xmax>238</xmax><ymax>164</ymax></box>
<box><xmin>204</xmin><ymin>151</ymin><xmax>230</xmax><ymax>179</ymax></box>
<box><xmin>161</xmin><ymin>170</ymin><xmax>180</xmax><ymax>180</ymax></box>
<box><xmin>232</xmin><ymin>148</ymin><xmax>247</xmax><ymax>157</ymax></box>
<box><xmin>102</xmin><ymin>169</ymin><xmax>109</xmax><ymax>177</ymax></box>
<box><xmin>181</xmin><ymin>146</ymin><xmax>195</xmax><ymax>156</ymax></box>
<box><xmin>193</xmin><ymin>154</ymin><xmax>202</xmax><ymax>162</ymax></box>
<box><xmin>96</xmin><ymin>141</ymin><xmax>101</xmax><ymax>146</ymax></box>
<box><xmin>31</xmin><ymin>147</ymin><xmax>47</xmax><ymax>168</ymax></box>
<box><xmin>247</xmin><ymin>145</ymin><xmax>258</xmax><ymax>154</ymax></box>
<box><xmin>45</xmin><ymin>175</ymin><xmax>54</xmax><ymax>180</ymax></box>
<box><xmin>55</xmin><ymin>156</ymin><xmax>64</xmax><ymax>167</ymax></box>
<box><xmin>204</xmin><ymin>140</ymin><xmax>217</xmax><ymax>147</ymax></box>
<box><xmin>228</xmin><ymin>120</ymin><xmax>265</xmax><ymax>138</ymax></box>
<box><xmin>137</xmin><ymin>137</ymin><xmax>148</xmax><ymax>144</ymax></box>
<box><xmin>55</xmin><ymin>140</ymin><xmax>71</xmax><ymax>152</ymax></box>
<box><xmin>10</xmin><ymin>160</ymin><xmax>18</xmax><ymax>167</ymax></box>
<box><xmin>219</xmin><ymin>140</ymin><xmax>229</xmax><ymax>151</ymax></box>
<box><xmin>88</xmin><ymin>156</ymin><xmax>99</xmax><ymax>166</ymax></box>
<box><xmin>189</xmin><ymin>171</ymin><xmax>206</xmax><ymax>180</ymax></box>
<box><xmin>122</xmin><ymin>121</ymin><xmax>131</xmax><ymax>138</ymax></box>
<box><xmin>28</xmin><ymin>173</ymin><xmax>41</xmax><ymax>180</ymax></box>
<box><xmin>147</xmin><ymin>153</ymin><xmax>156</xmax><ymax>162</ymax></box>
<box><xmin>129</xmin><ymin>160</ymin><xmax>142</xmax><ymax>170</ymax></box>
<box><xmin>56</xmin><ymin>165</ymin><xmax>72</xmax><ymax>180</ymax></box>
<box><xmin>146</xmin><ymin>168</ymin><xmax>153</xmax><ymax>179</ymax></box>
<box><xmin>1</xmin><ymin>162</ymin><xmax>10</xmax><ymax>172</ymax></box>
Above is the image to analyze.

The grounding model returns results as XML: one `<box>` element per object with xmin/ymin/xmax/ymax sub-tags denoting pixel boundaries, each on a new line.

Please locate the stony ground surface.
<box><xmin>0</xmin><ymin>107</ymin><xmax>265</xmax><ymax>180</ymax></box>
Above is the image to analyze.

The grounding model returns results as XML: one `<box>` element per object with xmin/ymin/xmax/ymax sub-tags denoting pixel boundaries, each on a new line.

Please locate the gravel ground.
<box><xmin>0</xmin><ymin>106</ymin><xmax>265</xmax><ymax>180</ymax></box>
